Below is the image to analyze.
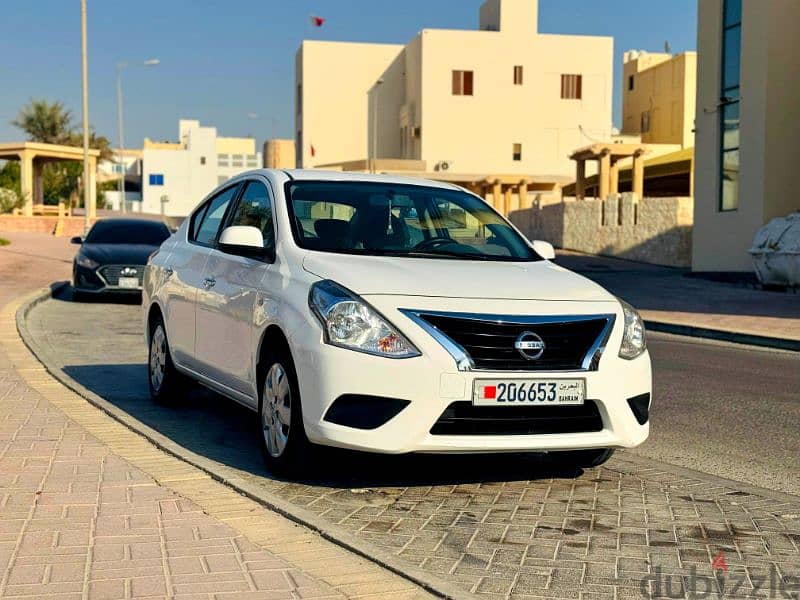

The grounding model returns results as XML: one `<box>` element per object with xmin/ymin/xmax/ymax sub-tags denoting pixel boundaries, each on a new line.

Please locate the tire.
<box><xmin>258</xmin><ymin>345</ymin><xmax>313</xmax><ymax>476</ymax></box>
<box><xmin>560</xmin><ymin>448</ymin><xmax>615</xmax><ymax>469</ymax></box>
<box><xmin>148</xmin><ymin>314</ymin><xmax>186</xmax><ymax>404</ymax></box>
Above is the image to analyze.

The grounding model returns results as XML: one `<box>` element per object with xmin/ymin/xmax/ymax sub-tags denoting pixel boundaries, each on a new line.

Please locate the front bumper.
<box><xmin>73</xmin><ymin>263</ymin><xmax>144</xmax><ymax>293</ymax></box>
<box><xmin>290</xmin><ymin>297</ymin><xmax>651</xmax><ymax>455</ymax></box>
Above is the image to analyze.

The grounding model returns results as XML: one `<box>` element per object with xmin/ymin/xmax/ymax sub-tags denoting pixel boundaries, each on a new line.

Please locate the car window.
<box><xmin>192</xmin><ymin>185</ymin><xmax>240</xmax><ymax>245</ymax></box>
<box><xmin>227</xmin><ymin>181</ymin><xmax>274</xmax><ymax>250</ymax></box>
<box><xmin>286</xmin><ymin>181</ymin><xmax>539</xmax><ymax>261</ymax></box>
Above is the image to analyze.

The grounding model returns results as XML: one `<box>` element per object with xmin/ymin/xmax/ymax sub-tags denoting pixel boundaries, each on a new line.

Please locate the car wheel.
<box><xmin>148</xmin><ymin>315</ymin><xmax>185</xmax><ymax>404</ymax></box>
<box><xmin>258</xmin><ymin>347</ymin><xmax>312</xmax><ymax>476</ymax></box>
<box><xmin>560</xmin><ymin>448</ymin><xmax>615</xmax><ymax>469</ymax></box>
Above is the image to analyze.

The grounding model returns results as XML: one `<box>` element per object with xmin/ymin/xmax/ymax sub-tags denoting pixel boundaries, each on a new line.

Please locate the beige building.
<box><xmin>622</xmin><ymin>51</ymin><xmax>696</xmax><ymax>148</ymax></box>
<box><xmin>295</xmin><ymin>0</ymin><xmax>613</xmax><ymax>186</ymax></box>
<box><xmin>263</xmin><ymin>139</ymin><xmax>296</xmax><ymax>169</ymax></box>
<box><xmin>693</xmin><ymin>0</ymin><xmax>800</xmax><ymax>271</ymax></box>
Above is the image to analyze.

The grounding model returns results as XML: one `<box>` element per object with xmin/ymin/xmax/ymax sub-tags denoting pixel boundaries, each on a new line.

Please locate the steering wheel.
<box><xmin>413</xmin><ymin>237</ymin><xmax>454</xmax><ymax>251</ymax></box>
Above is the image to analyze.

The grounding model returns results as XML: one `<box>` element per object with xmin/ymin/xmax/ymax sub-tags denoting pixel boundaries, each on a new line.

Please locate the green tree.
<box><xmin>10</xmin><ymin>99</ymin><xmax>112</xmax><ymax>205</ymax></box>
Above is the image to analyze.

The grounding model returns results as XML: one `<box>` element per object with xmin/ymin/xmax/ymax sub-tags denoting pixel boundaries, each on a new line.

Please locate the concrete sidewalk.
<box><xmin>0</xmin><ymin>233</ymin><xmax>432</xmax><ymax>599</ymax></box>
<box><xmin>556</xmin><ymin>251</ymin><xmax>800</xmax><ymax>347</ymax></box>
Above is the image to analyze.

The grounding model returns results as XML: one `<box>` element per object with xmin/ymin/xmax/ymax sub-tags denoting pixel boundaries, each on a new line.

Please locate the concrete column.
<box><xmin>88</xmin><ymin>157</ymin><xmax>97</xmax><ymax>219</ymax></box>
<box><xmin>32</xmin><ymin>159</ymin><xmax>45</xmax><ymax>205</ymax></box>
<box><xmin>492</xmin><ymin>180</ymin><xmax>502</xmax><ymax>211</ymax></box>
<box><xmin>575</xmin><ymin>160</ymin><xmax>585</xmax><ymax>200</ymax></box>
<box><xmin>632</xmin><ymin>151</ymin><xmax>645</xmax><ymax>200</ymax></box>
<box><xmin>518</xmin><ymin>180</ymin><xmax>530</xmax><ymax>209</ymax></box>
<box><xmin>503</xmin><ymin>186</ymin><xmax>513</xmax><ymax>216</ymax></box>
<box><xmin>609</xmin><ymin>160</ymin><xmax>620</xmax><ymax>196</ymax></box>
<box><xmin>19</xmin><ymin>151</ymin><xmax>34</xmax><ymax>217</ymax></box>
<box><xmin>598</xmin><ymin>150</ymin><xmax>611</xmax><ymax>200</ymax></box>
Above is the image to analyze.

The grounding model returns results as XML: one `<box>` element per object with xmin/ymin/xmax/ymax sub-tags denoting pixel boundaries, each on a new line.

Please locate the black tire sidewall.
<box><xmin>258</xmin><ymin>346</ymin><xmax>311</xmax><ymax>475</ymax></box>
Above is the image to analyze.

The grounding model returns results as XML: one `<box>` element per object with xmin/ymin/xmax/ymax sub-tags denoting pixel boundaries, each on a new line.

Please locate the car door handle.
<box><xmin>203</xmin><ymin>277</ymin><xmax>216</xmax><ymax>289</ymax></box>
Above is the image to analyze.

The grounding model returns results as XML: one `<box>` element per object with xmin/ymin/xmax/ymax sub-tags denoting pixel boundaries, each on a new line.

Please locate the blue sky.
<box><xmin>0</xmin><ymin>1</ymin><xmax>697</xmax><ymax>148</ymax></box>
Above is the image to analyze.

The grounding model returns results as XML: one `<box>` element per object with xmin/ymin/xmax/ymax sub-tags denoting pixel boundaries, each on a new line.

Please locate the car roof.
<box><xmin>92</xmin><ymin>218</ymin><xmax>169</xmax><ymax>228</ymax></box>
<box><xmin>239</xmin><ymin>168</ymin><xmax>461</xmax><ymax>191</ymax></box>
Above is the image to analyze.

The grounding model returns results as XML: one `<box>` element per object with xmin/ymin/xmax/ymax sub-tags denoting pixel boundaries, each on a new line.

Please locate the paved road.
<box><xmin>23</xmin><ymin>289</ymin><xmax>800</xmax><ymax>599</ymax></box>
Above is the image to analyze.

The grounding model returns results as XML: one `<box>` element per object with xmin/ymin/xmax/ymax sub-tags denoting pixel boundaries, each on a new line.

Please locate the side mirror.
<box><xmin>532</xmin><ymin>240</ymin><xmax>556</xmax><ymax>260</ymax></box>
<box><xmin>70</xmin><ymin>236</ymin><xmax>83</xmax><ymax>245</ymax></box>
<box><xmin>218</xmin><ymin>226</ymin><xmax>272</xmax><ymax>261</ymax></box>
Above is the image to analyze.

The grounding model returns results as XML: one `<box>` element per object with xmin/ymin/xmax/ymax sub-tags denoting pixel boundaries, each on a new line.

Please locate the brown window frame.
<box><xmin>513</xmin><ymin>65</ymin><xmax>523</xmax><ymax>85</ymax></box>
<box><xmin>452</xmin><ymin>70</ymin><xmax>474</xmax><ymax>96</ymax></box>
<box><xmin>512</xmin><ymin>143</ymin><xmax>522</xmax><ymax>161</ymax></box>
<box><xmin>560</xmin><ymin>74</ymin><xmax>583</xmax><ymax>99</ymax></box>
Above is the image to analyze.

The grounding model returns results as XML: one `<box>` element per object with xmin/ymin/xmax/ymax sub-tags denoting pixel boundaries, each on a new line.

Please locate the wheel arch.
<box><xmin>256</xmin><ymin>325</ymin><xmax>293</xmax><ymax>387</ymax></box>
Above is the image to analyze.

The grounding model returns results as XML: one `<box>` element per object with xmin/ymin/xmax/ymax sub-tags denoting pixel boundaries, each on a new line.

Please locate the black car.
<box><xmin>72</xmin><ymin>218</ymin><xmax>171</xmax><ymax>299</ymax></box>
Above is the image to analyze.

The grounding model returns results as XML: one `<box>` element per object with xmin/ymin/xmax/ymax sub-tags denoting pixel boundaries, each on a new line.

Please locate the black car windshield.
<box><xmin>286</xmin><ymin>181</ymin><xmax>540</xmax><ymax>261</ymax></box>
<box><xmin>84</xmin><ymin>221</ymin><xmax>171</xmax><ymax>245</ymax></box>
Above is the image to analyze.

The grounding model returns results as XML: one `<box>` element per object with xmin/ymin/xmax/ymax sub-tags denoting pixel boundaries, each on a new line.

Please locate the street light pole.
<box><xmin>371</xmin><ymin>78</ymin><xmax>384</xmax><ymax>174</ymax></box>
<box><xmin>116</xmin><ymin>62</ymin><xmax>126</xmax><ymax>213</ymax></box>
<box><xmin>116</xmin><ymin>58</ymin><xmax>159</xmax><ymax>214</ymax></box>
<box><xmin>80</xmin><ymin>0</ymin><xmax>90</xmax><ymax>233</ymax></box>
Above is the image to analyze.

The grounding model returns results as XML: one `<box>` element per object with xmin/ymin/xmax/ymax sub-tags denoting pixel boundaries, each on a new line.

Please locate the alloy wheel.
<box><xmin>262</xmin><ymin>363</ymin><xmax>292</xmax><ymax>458</ymax></box>
<box><xmin>149</xmin><ymin>324</ymin><xmax>167</xmax><ymax>392</ymax></box>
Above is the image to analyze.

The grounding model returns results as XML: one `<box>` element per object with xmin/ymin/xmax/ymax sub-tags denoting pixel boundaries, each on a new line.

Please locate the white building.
<box><xmin>141</xmin><ymin>120</ymin><xmax>261</xmax><ymax>217</ymax></box>
<box><xmin>98</xmin><ymin>149</ymin><xmax>143</xmax><ymax>212</ymax></box>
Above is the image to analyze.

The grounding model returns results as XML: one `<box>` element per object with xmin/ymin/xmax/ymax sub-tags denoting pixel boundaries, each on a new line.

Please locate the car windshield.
<box><xmin>286</xmin><ymin>181</ymin><xmax>540</xmax><ymax>261</ymax></box>
<box><xmin>84</xmin><ymin>221</ymin><xmax>171</xmax><ymax>245</ymax></box>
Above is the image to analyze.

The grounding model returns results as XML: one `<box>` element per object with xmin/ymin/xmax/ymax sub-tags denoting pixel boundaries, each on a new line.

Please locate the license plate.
<box><xmin>473</xmin><ymin>379</ymin><xmax>585</xmax><ymax>406</ymax></box>
<box><xmin>118</xmin><ymin>277</ymin><xmax>140</xmax><ymax>289</ymax></box>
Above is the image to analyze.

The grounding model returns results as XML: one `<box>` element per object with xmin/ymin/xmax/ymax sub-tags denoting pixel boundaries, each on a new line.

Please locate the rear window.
<box><xmin>85</xmin><ymin>221</ymin><xmax>171</xmax><ymax>245</ymax></box>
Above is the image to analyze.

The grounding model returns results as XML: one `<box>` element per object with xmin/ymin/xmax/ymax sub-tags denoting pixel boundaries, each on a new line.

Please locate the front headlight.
<box><xmin>76</xmin><ymin>254</ymin><xmax>99</xmax><ymax>269</ymax></box>
<box><xmin>619</xmin><ymin>299</ymin><xmax>646</xmax><ymax>359</ymax></box>
<box><xmin>309</xmin><ymin>280</ymin><xmax>420</xmax><ymax>358</ymax></box>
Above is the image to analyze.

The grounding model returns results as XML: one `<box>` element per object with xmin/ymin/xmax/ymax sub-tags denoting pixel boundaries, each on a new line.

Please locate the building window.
<box><xmin>246</xmin><ymin>154</ymin><xmax>259</xmax><ymax>167</ymax></box>
<box><xmin>641</xmin><ymin>111</ymin><xmax>651</xmax><ymax>133</ymax></box>
<box><xmin>218</xmin><ymin>154</ymin><xmax>230</xmax><ymax>167</ymax></box>
<box><xmin>232</xmin><ymin>154</ymin><xmax>243</xmax><ymax>167</ymax></box>
<box><xmin>512</xmin><ymin>143</ymin><xmax>522</xmax><ymax>161</ymax></box>
<box><xmin>112</xmin><ymin>164</ymin><xmax>123</xmax><ymax>174</ymax></box>
<box><xmin>560</xmin><ymin>74</ymin><xmax>582</xmax><ymax>99</ymax></box>
<box><xmin>628</xmin><ymin>75</ymin><xmax>634</xmax><ymax>91</ymax></box>
<box><xmin>148</xmin><ymin>174</ymin><xmax>164</xmax><ymax>186</ymax></box>
<box><xmin>200</xmin><ymin>156</ymin><xmax>206</xmax><ymax>165</ymax></box>
<box><xmin>719</xmin><ymin>0</ymin><xmax>741</xmax><ymax>212</ymax></box>
<box><xmin>296</xmin><ymin>83</ymin><xmax>302</xmax><ymax>115</ymax></box>
<box><xmin>513</xmin><ymin>66</ymin><xmax>523</xmax><ymax>85</ymax></box>
<box><xmin>452</xmin><ymin>70</ymin><xmax>474</xmax><ymax>96</ymax></box>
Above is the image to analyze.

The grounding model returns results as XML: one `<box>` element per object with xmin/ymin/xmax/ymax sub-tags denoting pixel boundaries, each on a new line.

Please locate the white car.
<box><xmin>143</xmin><ymin>170</ymin><xmax>651</xmax><ymax>475</ymax></box>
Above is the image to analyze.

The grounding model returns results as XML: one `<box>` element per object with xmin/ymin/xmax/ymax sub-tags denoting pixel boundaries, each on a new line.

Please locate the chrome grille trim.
<box><xmin>399</xmin><ymin>309</ymin><xmax>616</xmax><ymax>372</ymax></box>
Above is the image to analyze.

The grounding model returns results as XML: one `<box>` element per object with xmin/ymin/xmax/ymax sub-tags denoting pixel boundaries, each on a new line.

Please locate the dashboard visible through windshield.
<box><xmin>285</xmin><ymin>181</ymin><xmax>541</xmax><ymax>261</ymax></box>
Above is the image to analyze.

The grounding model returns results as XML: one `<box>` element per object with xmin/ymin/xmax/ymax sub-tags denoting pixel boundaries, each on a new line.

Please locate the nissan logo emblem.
<box><xmin>514</xmin><ymin>331</ymin><xmax>545</xmax><ymax>360</ymax></box>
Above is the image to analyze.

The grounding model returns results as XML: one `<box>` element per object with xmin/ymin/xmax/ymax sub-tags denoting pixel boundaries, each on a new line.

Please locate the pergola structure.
<box><xmin>0</xmin><ymin>142</ymin><xmax>100</xmax><ymax>217</ymax></box>
<box><xmin>314</xmin><ymin>158</ymin><xmax>569</xmax><ymax>216</ymax></box>
<box><xmin>569</xmin><ymin>143</ymin><xmax>647</xmax><ymax>200</ymax></box>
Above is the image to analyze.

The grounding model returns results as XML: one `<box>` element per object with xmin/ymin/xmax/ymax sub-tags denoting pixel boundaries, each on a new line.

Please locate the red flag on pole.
<box><xmin>310</xmin><ymin>15</ymin><xmax>325</xmax><ymax>27</ymax></box>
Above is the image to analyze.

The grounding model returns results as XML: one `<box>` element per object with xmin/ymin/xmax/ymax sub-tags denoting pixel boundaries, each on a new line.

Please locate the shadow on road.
<box><xmin>61</xmin><ymin>362</ymin><xmax>588</xmax><ymax>489</ymax></box>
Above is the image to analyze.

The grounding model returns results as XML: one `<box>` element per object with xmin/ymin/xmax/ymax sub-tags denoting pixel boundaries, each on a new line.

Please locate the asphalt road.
<box><xmin>27</xmin><ymin>288</ymin><xmax>799</xmax><ymax>496</ymax></box>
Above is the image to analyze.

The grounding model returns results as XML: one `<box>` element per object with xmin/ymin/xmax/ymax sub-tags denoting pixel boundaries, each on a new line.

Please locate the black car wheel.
<box><xmin>148</xmin><ymin>314</ymin><xmax>186</xmax><ymax>404</ymax></box>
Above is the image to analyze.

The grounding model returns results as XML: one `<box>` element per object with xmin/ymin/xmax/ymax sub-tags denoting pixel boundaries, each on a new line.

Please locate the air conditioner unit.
<box><xmin>436</xmin><ymin>161</ymin><xmax>453</xmax><ymax>172</ymax></box>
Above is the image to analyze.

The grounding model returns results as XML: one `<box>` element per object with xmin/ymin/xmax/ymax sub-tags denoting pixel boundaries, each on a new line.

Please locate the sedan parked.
<box><xmin>72</xmin><ymin>218</ymin><xmax>171</xmax><ymax>299</ymax></box>
<box><xmin>143</xmin><ymin>170</ymin><xmax>651</xmax><ymax>476</ymax></box>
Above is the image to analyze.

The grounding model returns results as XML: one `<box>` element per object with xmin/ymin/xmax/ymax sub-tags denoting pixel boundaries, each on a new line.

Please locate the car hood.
<box><xmin>77</xmin><ymin>243</ymin><xmax>158</xmax><ymax>265</ymax></box>
<box><xmin>302</xmin><ymin>252</ymin><xmax>615</xmax><ymax>302</ymax></box>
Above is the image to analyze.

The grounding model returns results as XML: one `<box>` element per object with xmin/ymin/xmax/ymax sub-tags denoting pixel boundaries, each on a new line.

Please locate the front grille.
<box><xmin>430</xmin><ymin>400</ymin><xmax>604</xmax><ymax>435</ymax></box>
<box><xmin>416</xmin><ymin>313</ymin><xmax>612</xmax><ymax>371</ymax></box>
<box><xmin>97</xmin><ymin>265</ymin><xmax>144</xmax><ymax>287</ymax></box>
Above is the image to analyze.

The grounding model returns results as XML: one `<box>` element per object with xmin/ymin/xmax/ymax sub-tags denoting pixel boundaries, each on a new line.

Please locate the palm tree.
<box><xmin>12</xmin><ymin>100</ymin><xmax>74</xmax><ymax>144</ymax></box>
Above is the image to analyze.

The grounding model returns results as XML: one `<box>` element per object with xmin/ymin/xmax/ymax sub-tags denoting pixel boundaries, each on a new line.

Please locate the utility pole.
<box><xmin>80</xmin><ymin>0</ymin><xmax>90</xmax><ymax>233</ymax></box>
<box><xmin>116</xmin><ymin>63</ymin><xmax>126</xmax><ymax>213</ymax></box>
<box><xmin>371</xmin><ymin>79</ymin><xmax>384</xmax><ymax>174</ymax></box>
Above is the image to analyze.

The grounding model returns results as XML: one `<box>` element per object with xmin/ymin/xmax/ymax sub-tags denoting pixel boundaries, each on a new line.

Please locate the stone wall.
<box><xmin>0</xmin><ymin>216</ymin><xmax>96</xmax><ymax>238</ymax></box>
<box><xmin>509</xmin><ymin>193</ymin><xmax>694</xmax><ymax>267</ymax></box>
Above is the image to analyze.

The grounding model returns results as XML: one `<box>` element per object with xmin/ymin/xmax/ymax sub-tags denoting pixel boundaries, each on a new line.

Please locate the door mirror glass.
<box><xmin>70</xmin><ymin>236</ymin><xmax>83</xmax><ymax>244</ymax></box>
<box><xmin>531</xmin><ymin>240</ymin><xmax>556</xmax><ymax>260</ymax></box>
<box><xmin>218</xmin><ymin>226</ymin><xmax>271</xmax><ymax>260</ymax></box>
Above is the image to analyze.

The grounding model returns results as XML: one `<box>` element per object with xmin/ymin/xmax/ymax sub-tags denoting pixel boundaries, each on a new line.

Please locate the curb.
<box><xmin>16</xmin><ymin>286</ymin><xmax>473</xmax><ymax>600</ymax></box>
<box><xmin>644</xmin><ymin>319</ymin><xmax>800</xmax><ymax>352</ymax></box>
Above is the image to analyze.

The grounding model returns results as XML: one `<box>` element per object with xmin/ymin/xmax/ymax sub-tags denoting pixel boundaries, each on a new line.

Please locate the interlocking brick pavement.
<box><xmin>21</xmin><ymin>293</ymin><xmax>800</xmax><ymax>600</ymax></box>
<box><xmin>0</xmin><ymin>233</ymin><xmax>433</xmax><ymax>600</ymax></box>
